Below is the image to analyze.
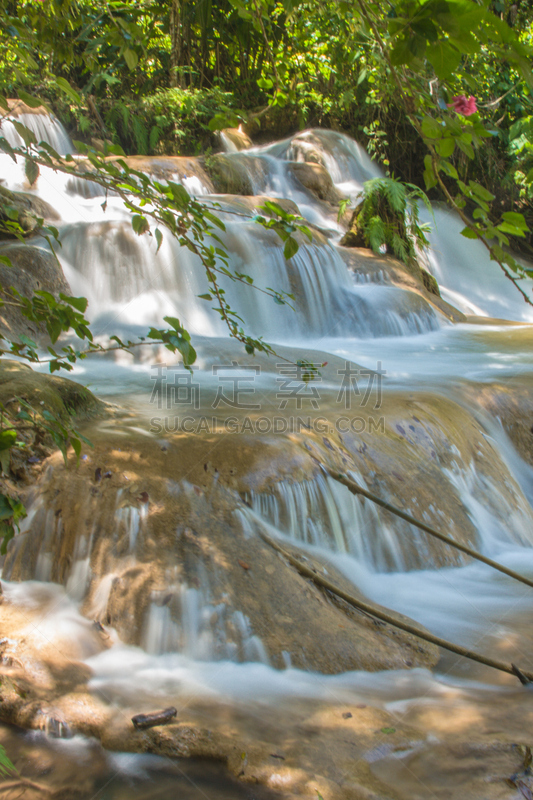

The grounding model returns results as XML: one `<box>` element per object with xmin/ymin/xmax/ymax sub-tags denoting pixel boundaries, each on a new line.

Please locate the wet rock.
<box><xmin>107</xmin><ymin>155</ymin><xmax>214</xmax><ymax>192</ymax></box>
<box><xmin>0</xmin><ymin>185</ymin><xmax>60</xmax><ymax>238</ymax></box>
<box><xmin>0</xmin><ymin>361</ymin><xmax>104</xmax><ymax>426</ymax></box>
<box><xmin>0</xmin><ymin>242</ymin><xmax>71</xmax><ymax>344</ymax></box>
<box><xmin>337</xmin><ymin>246</ymin><xmax>465</xmax><ymax>323</ymax></box>
<box><xmin>221</xmin><ymin>127</ymin><xmax>253</xmax><ymax>151</ymax></box>
<box><xmin>288</xmin><ymin>161</ymin><xmax>344</xmax><ymax>205</ymax></box>
<box><xmin>207</xmin><ymin>194</ymin><xmax>301</xmax><ymax>218</ymax></box>
<box><xmin>205</xmin><ymin>153</ymin><xmax>263</xmax><ymax>195</ymax></box>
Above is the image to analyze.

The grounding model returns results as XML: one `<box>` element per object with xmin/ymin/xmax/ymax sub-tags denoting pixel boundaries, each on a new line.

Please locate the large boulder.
<box><xmin>0</xmin><ymin>242</ymin><xmax>71</xmax><ymax>344</ymax></box>
<box><xmin>205</xmin><ymin>153</ymin><xmax>266</xmax><ymax>195</ymax></box>
<box><xmin>288</xmin><ymin>161</ymin><xmax>344</xmax><ymax>205</ymax></box>
<box><xmin>0</xmin><ymin>185</ymin><xmax>60</xmax><ymax>238</ymax></box>
<box><xmin>336</xmin><ymin>246</ymin><xmax>460</xmax><ymax>319</ymax></box>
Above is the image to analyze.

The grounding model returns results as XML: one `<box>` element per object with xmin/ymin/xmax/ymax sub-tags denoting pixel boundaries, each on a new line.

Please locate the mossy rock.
<box><xmin>0</xmin><ymin>242</ymin><xmax>71</xmax><ymax>344</ymax></box>
<box><xmin>421</xmin><ymin>269</ymin><xmax>440</xmax><ymax>296</ymax></box>
<box><xmin>0</xmin><ymin>186</ymin><xmax>60</xmax><ymax>239</ymax></box>
<box><xmin>204</xmin><ymin>154</ymin><xmax>256</xmax><ymax>195</ymax></box>
<box><xmin>0</xmin><ymin>360</ymin><xmax>104</xmax><ymax>424</ymax></box>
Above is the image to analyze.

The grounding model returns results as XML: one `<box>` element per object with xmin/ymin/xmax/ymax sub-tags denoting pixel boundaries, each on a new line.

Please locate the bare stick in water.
<box><xmin>255</xmin><ymin>523</ymin><xmax>533</xmax><ymax>684</ymax></box>
<box><xmin>132</xmin><ymin>707</ymin><xmax>178</xmax><ymax>730</ymax></box>
<box><xmin>321</xmin><ymin>464</ymin><xmax>533</xmax><ymax>591</ymax></box>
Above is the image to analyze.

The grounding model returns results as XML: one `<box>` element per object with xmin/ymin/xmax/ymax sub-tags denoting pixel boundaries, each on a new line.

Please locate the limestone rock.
<box><xmin>288</xmin><ymin>161</ymin><xmax>344</xmax><ymax>205</ymax></box>
<box><xmin>337</xmin><ymin>246</ymin><xmax>463</xmax><ymax>322</ymax></box>
<box><xmin>221</xmin><ymin>127</ymin><xmax>253</xmax><ymax>151</ymax></box>
<box><xmin>205</xmin><ymin>153</ymin><xmax>264</xmax><ymax>195</ymax></box>
<box><xmin>0</xmin><ymin>360</ymin><xmax>104</xmax><ymax>424</ymax></box>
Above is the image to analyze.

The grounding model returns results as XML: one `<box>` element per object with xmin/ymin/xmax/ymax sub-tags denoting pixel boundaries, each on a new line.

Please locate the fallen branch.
<box><xmin>254</xmin><ymin>521</ymin><xmax>533</xmax><ymax>684</ymax></box>
<box><xmin>0</xmin><ymin>779</ymin><xmax>51</xmax><ymax>794</ymax></box>
<box><xmin>322</xmin><ymin>464</ymin><xmax>533</xmax><ymax>591</ymax></box>
<box><xmin>132</xmin><ymin>707</ymin><xmax>177</xmax><ymax>730</ymax></box>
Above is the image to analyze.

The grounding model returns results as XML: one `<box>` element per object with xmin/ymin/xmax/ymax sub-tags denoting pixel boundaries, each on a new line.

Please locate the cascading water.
<box><xmin>4</xmin><ymin>121</ymin><xmax>533</xmax><ymax>798</ymax></box>
<box><xmin>1</xmin><ymin>102</ymin><xmax>73</xmax><ymax>155</ymax></box>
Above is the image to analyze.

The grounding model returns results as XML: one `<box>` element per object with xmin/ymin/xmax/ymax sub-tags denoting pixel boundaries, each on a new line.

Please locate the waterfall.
<box><xmin>422</xmin><ymin>205</ymin><xmax>533</xmax><ymax>321</ymax></box>
<box><xmin>4</xmin><ymin>114</ymin><xmax>533</xmax><ymax>712</ymax></box>
<box><xmin>1</xmin><ymin>102</ymin><xmax>73</xmax><ymax>155</ymax></box>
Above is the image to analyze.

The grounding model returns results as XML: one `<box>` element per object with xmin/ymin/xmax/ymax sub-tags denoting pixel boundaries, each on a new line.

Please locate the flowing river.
<box><xmin>2</xmin><ymin>113</ymin><xmax>533</xmax><ymax>799</ymax></box>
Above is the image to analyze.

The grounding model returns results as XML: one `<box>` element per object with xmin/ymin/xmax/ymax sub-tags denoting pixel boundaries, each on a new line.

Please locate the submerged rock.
<box><xmin>337</xmin><ymin>246</ymin><xmax>465</xmax><ymax>323</ymax></box>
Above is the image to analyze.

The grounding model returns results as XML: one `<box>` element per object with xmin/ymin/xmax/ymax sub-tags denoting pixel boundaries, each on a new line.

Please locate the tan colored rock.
<box><xmin>337</xmin><ymin>245</ymin><xmax>466</xmax><ymax>323</ymax></box>
<box><xmin>221</xmin><ymin>127</ymin><xmax>253</xmax><ymax>151</ymax></box>
<box><xmin>0</xmin><ymin>360</ymin><xmax>103</xmax><ymax>433</ymax></box>
<box><xmin>7</xmin><ymin>98</ymin><xmax>49</xmax><ymax>117</ymax></box>
<box><xmin>208</xmin><ymin>193</ymin><xmax>301</xmax><ymax>218</ymax></box>
<box><xmin>288</xmin><ymin>161</ymin><xmax>344</xmax><ymax>205</ymax></box>
<box><xmin>106</xmin><ymin>154</ymin><xmax>214</xmax><ymax>191</ymax></box>
<box><xmin>205</xmin><ymin>153</ymin><xmax>267</xmax><ymax>195</ymax></box>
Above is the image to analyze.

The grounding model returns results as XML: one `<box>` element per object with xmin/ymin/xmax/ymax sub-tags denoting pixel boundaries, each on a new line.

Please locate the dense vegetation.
<box><xmin>3</xmin><ymin>0</ymin><xmax>533</xmax><ymax>208</ymax></box>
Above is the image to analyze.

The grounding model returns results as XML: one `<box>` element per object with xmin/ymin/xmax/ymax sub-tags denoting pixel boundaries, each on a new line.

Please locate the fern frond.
<box><xmin>383</xmin><ymin>178</ymin><xmax>406</xmax><ymax>214</ymax></box>
<box><xmin>367</xmin><ymin>215</ymin><xmax>386</xmax><ymax>253</ymax></box>
<box><xmin>391</xmin><ymin>232</ymin><xmax>408</xmax><ymax>263</ymax></box>
<box><xmin>149</xmin><ymin>125</ymin><xmax>161</xmax><ymax>153</ymax></box>
<box><xmin>132</xmin><ymin>115</ymin><xmax>148</xmax><ymax>155</ymax></box>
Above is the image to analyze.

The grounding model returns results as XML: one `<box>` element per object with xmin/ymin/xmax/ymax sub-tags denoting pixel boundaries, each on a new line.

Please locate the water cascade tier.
<box><xmin>3</xmin><ymin>113</ymin><xmax>533</xmax><ymax>799</ymax></box>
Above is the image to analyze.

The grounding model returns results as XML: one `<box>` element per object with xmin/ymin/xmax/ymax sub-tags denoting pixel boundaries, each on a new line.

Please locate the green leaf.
<box><xmin>71</xmin><ymin>437</ymin><xmax>82</xmax><ymax>465</ymax></box>
<box><xmin>257</xmin><ymin>77</ymin><xmax>274</xmax><ymax>89</ymax></box>
<box><xmin>18</xmin><ymin>90</ymin><xmax>44</xmax><ymax>109</ymax></box>
<box><xmin>198</xmin><ymin>293</ymin><xmax>213</xmax><ymax>301</ymax></box>
<box><xmin>25</xmin><ymin>159</ymin><xmax>39</xmax><ymax>186</ymax></box>
<box><xmin>501</xmin><ymin>211</ymin><xmax>528</xmax><ymax>231</ymax></box>
<box><xmin>123</xmin><ymin>48</ymin><xmax>139</xmax><ymax>70</ymax></box>
<box><xmin>59</xmin><ymin>294</ymin><xmax>88</xmax><ymax>313</ymax></box>
<box><xmin>390</xmin><ymin>37</ymin><xmax>417</xmax><ymax>67</ymax></box>
<box><xmin>132</xmin><ymin>215</ymin><xmax>150</xmax><ymax>235</ymax></box>
<box><xmin>427</xmin><ymin>41</ymin><xmax>461</xmax><ymax>80</ymax></box>
<box><xmin>469</xmin><ymin>182</ymin><xmax>495</xmax><ymax>202</ymax></box>
<box><xmin>0</xmin><ymin>744</ymin><xmax>17</xmax><ymax>778</ymax></box>
<box><xmin>154</xmin><ymin>228</ymin><xmax>163</xmax><ymax>253</ymax></box>
<box><xmin>0</xmin><ymin>430</ymin><xmax>16</xmax><ymax>452</ymax></box>
<box><xmin>421</xmin><ymin>116</ymin><xmax>443</xmax><ymax>140</ymax></box>
<box><xmin>436</xmin><ymin>138</ymin><xmax>455</xmax><ymax>158</ymax></box>
<box><xmin>456</xmin><ymin>139</ymin><xmax>475</xmax><ymax>159</ymax></box>
<box><xmin>54</xmin><ymin>77</ymin><xmax>82</xmax><ymax>104</ymax></box>
<box><xmin>498</xmin><ymin>222</ymin><xmax>526</xmax><ymax>237</ymax></box>
<box><xmin>283</xmin><ymin>237</ymin><xmax>299</xmax><ymax>260</ymax></box>
<box><xmin>460</xmin><ymin>226</ymin><xmax>480</xmax><ymax>240</ymax></box>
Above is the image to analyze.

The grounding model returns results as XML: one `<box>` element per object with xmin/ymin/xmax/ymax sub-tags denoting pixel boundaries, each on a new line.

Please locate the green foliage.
<box><xmin>351</xmin><ymin>177</ymin><xmax>432</xmax><ymax>265</ymax></box>
<box><xmin>103</xmin><ymin>88</ymin><xmax>241</xmax><ymax>155</ymax></box>
<box><xmin>0</xmin><ymin>745</ymin><xmax>16</xmax><ymax>778</ymax></box>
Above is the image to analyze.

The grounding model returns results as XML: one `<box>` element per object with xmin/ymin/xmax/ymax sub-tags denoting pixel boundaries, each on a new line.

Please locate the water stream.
<box><xmin>2</xmin><ymin>112</ymin><xmax>533</xmax><ymax>798</ymax></box>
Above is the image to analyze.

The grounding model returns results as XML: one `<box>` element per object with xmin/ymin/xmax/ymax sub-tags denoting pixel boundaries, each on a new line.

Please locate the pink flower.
<box><xmin>447</xmin><ymin>95</ymin><xmax>477</xmax><ymax>116</ymax></box>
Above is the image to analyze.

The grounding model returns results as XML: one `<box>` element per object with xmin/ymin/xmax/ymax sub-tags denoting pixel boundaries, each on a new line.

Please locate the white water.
<box><xmin>4</xmin><ymin>121</ymin><xmax>533</xmax><ymax>770</ymax></box>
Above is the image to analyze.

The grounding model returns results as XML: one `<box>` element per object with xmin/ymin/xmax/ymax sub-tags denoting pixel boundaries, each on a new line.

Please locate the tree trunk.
<box><xmin>170</xmin><ymin>0</ymin><xmax>181</xmax><ymax>88</ymax></box>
